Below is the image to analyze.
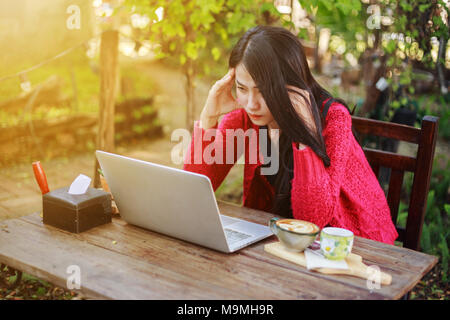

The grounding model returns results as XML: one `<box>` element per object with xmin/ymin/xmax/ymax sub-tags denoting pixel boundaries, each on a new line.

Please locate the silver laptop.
<box><xmin>96</xmin><ymin>150</ymin><xmax>272</xmax><ymax>253</ymax></box>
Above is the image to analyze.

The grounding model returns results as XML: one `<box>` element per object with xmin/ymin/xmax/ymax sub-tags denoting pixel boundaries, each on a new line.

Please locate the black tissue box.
<box><xmin>43</xmin><ymin>187</ymin><xmax>112</xmax><ymax>233</ymax></box>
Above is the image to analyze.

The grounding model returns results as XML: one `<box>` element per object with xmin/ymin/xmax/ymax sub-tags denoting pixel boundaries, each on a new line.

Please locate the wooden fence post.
<box><xmin>94</xmin><ymin>30</ymin><xmax>119</xmax><ymax>188</ymax></box>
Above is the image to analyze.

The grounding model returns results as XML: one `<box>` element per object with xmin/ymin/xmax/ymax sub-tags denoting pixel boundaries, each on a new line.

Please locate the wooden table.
<box><xmin>0</xmin><ymin>201</ymin><xmax>437</xmax><ymax>300</ymax></box>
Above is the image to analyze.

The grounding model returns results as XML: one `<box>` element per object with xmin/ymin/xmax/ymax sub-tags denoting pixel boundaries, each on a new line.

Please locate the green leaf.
<box><xmin>419</xmin><ymin>3</ymin><xmax>431</xmax><ymax>12</ymax></box>
<box><xmin>319</xmin><ymin>0</ymin><xmax>333</xmax><ymax>12</ymax></box>
<box><xmin>400</xmin><ymin>1</ymin><xmax>413</xmax><ymax>12</ymax></box>
<box><xmin>421</xmin><ymin>223</ymin><xmax>432</xmax><ymax>253</ymax></box>
<box><xmin>154</xmin><ymin>51</ymin><xmax>166</xmax><ymax>60</ymax></box>
<box><xmin>185</xmin><ymin>42</ymin><xmax>198</xmax><ymax>60</ymax></box>
<box><xmin>432</xmin><ymin>16</ymin><xmax>442</xmax><ymax>27</ymax></box>
<box><xmin>161</xmin><ymin>22</ymin><xmax>178</xmax><ymax>37</ymax></box>
<box><xmin>196</xmin><ymin>34</ymin><xmax>207</xmax><ymax>48</ymax></box>
<box><xmin>385</xmin><ymin>40</ymin><xmax>397</xmax><ymax>54</ymax></box>
<box><xmin>180</xmin><ymin>54</ymin><xmax>187</xmax><ymax>65</ymax></box>
<box><xmin>397</xmin><ymin>201</ymin><xmax>408</xmax><ymax>228</ymax></box>
<box><xmin>387</xmin><ymin>56</ymin><xmax>395</xmax><ymax>67</ymax></box>
<box><xmin>438</xmin><ymin>234</ymin><xmax>448</xmax><ymax>282</ymax></box>
<box><xmin>297</xmin><ymin>28</ymin><xmax>309</xmax><ymax>40</ymax></box>
<box><xmin>399</xmin><ymin>76</ymin><xmax>411</xmax><ymax>86</ymax></box>
<box><xmin>203</xmin><ymin>64</ymin><xmax>211</xmax><ymax>75</ymax></box>
<box><xmin>445</xmin><ymin>204</ymin><xmax>450</xmax><ymax>216</ymax></box>
<box><xmin>392</xmin><ymin>100</ymin><xmax>401</xmax><ymax>109</ymax></box>
<box><xmin>260</xmin><ymin>2</ymin><xmax>279</xmax><ymax>15</ymax></box>
<box><xmin>400</xmin><ymin>97</ymin><xmax>408</xmax><ymax>106</ymax></box>
<box><xmin>426</xmin><ymin>190</ymin><xmax>436</xmax><ymax>214</ymax></box>
<box><xmin>36</xmin><ymin>287</ymin><xmax>46</xmax><ymax>296</ymax></box>
<box><xmin>335</xmin><ymin>0</ymin><xmax>359</xmax><ymax>16</ymax></box>
<box><xmin>211</xmin><ymin>47</ymin><xmax>221</xmax><ymax>61</ymax></box>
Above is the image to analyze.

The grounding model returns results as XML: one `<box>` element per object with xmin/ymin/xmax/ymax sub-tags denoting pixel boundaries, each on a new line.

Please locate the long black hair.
<box><xmin>229</xmin><ymin>25</ymin><xmax>349</xmax><ymax>217</ymax></box>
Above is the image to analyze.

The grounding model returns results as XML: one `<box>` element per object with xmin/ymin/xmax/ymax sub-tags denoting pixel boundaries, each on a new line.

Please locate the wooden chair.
<box><xmin>351</xmin><ymin>115</ymin><xmax>439</xmax><ymax>251</ymax></box>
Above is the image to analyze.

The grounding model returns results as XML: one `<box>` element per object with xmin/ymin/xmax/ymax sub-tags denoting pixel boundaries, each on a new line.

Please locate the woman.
<box><xmin>183</xmin><ymin>25</ymin><xmax>398</xmax><ymax>244</ymax></box>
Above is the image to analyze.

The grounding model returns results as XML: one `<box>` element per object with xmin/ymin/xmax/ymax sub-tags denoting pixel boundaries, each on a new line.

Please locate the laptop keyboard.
<box><xmin>224</xmin><ymin>228</ymin><xmax>252</xmax><ymax>245</ymax></box>
<box><xmin>220</xmin><ymin>215</ymin><xmax>239</xmax><ymax>227</ymax></box>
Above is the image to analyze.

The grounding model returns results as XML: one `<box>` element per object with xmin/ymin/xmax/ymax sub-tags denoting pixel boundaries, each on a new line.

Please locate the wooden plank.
<box><xmin>217</xmin><ymin>200</ymin><xmax>437</xmax><ymax>275</ymax></box>
<box><xmin>264</xmin><ymin>242</ymin><xmax>392</xmax><ymax>285</ymax></box>
<box><xmin>17</xmin><ymin>213</ymin><xmax>384</xmax><ymax>299</ymax></box>
<box><xmin>350</xmin><ymin>237</ymin><xmax>437</xmax><ymax>274</ymax></box>
<box><xmin>405</xmin><ymin>116</ymin><xmax>439</xmax><ymax>250</ymax></box>
<box><xmin>244</xmin><ymin>240</ymin><xmax>416</xmax><ymax>300</ymax></box>
<box><xmin>396</xmin><ymin>227</ymin><xmax>406</xmax><ymax>243</ymax></box>
<box><xmin>387</xmin><ymin>169</ymin><xmax>405</xmax><ymax>224</ymax></box>
<box><xmin>0</xmin><ymin>217</ymin><xmax>248</xmax><ymax>299</ymax></box>
<box><xmin>371</xmin><ymin>163</ymin><xmax>380</xmax><ymax>178</ymax></box>
<box><xmin>1</xmin><ymin>201</ymin><xmax>437</xmax><ymax>300</ymax></box>
<box><xmin>245</xmin><ymin>236</ymin><xmax>437</xmax><ymax>300</ymax></box>
<box><xmin>363</xmin><ymin>148</ymin><xmax>416</xmax><ymax>172</ymax></box>
<box><xmin>218</xmin><ymin>202</ymin><xmax>438</xmax><ymax>299</ymax></box>
<box><xmin>94</xmin><ymin>30</ymin><xmax>119</xmax><ymax>188</ymax></box>
<box><xmin>352</xmin><ymin>116</ymin><xmax>421</xmax><ymax>144</ymax></box>
<box><xmin>351</xmin><ymin>238</ymin><xmax>437</xmax><ymax>295</ymax></box>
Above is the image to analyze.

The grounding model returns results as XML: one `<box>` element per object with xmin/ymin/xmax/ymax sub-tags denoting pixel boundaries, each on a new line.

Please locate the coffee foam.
<box><xmin>277</xmin><ymin>219</ymin><xmax>319</xmax><ymax>234</ymax></box>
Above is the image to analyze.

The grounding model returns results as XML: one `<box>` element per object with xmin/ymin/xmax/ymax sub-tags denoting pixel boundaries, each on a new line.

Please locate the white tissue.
<box><xmin>304</xmin><ymin>247</ymin><xmax>349</xmax><ymax>270</ymax></box>
<box><xmin>68</xmin><ymin>174</ymin><xmax>91</xmax><ymax>195</ymax></box>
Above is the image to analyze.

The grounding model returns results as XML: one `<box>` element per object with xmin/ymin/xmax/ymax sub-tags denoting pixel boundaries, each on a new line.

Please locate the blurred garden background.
<box><xmin>0</xmin><ymin>0</ymin><xmax>448</xmax><ymax>300</ymax></box>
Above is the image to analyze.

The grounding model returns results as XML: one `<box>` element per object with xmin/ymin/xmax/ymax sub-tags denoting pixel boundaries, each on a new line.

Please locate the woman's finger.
<box><xmin>215</xmin><ymin>71</ymin><xmax>235</xmax><ymax>93</ymax></box>
<box><xmin>213</xmin><ymin>69</ymin><xmax>231</xmax><ymax>86</ymax></box>
<box><xmin>220</xmin><ymin>68</ymin><xmax>235</xmax><ymax>82</ymax></box>
<box><xmin>220</xmin><ymin>69</ymin><xmax>235</xmax><ymax>87</ymax></box>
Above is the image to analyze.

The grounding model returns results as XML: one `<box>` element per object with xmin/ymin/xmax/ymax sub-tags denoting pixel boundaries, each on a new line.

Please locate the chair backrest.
<box><xmin>351</xmin><ymin>115</ymin><xmax>439</xmax><ymax>251</ymax></box>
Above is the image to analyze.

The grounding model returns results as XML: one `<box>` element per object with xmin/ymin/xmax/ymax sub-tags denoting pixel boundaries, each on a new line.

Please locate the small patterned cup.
<box><xmin>320</xmin><ymin>227</ymin><xmax>354</xmax><ymax>260</ymax></box>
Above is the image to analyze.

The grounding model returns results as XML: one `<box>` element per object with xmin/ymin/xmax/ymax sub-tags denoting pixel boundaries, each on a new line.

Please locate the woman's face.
<box><xmin>235</xmin><ymin>63</ymin><xmax>278</xmax><ymax>129</ymax></box>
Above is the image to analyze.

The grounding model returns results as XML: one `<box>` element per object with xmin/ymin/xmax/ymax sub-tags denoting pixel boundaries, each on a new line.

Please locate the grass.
<box><xmin>0</xmin><ymin>265</ymin><xmax>82</xmax><ymax>300</ymax></box>
<box><xmin>409</xmin><ymin>262</ymin><xmax>449</xmax><ymax>300</ymax></box>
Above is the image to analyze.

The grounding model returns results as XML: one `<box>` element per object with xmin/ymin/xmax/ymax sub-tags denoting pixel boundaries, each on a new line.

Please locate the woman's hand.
<box><xmin>200</xmin><ymin>68</ymin><xmax>237</xmax><ymax>129</ymax></box>
<box><xmin>286</xmin><ymin>85</ymin><xmax>316</xmax><ymax>150</ymax></box>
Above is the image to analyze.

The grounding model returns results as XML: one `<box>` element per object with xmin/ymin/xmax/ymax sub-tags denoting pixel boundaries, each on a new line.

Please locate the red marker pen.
<box><xmin>32</xmin><ymin>161</ymin><xmax>50</xmax><ymax>195</ymax></box>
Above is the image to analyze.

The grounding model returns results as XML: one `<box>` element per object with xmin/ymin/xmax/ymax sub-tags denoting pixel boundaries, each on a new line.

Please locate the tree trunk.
<box><xmin>359</xmin><ymin>54</ymin><xmax>387</xmax><ymax>117</ymax></box>
<box><xmin>94</xmin><ymin>30</ymin><xmax>119</xmax><ymax>188</ymax></box>
<box><xmin>314</xmin><ymin>26</ymin><xmax>322</xmax><ymax>74</ymax></box>
<box><xmin>359</xmin><ymin>28</ymin><xmax>385</xmax><ymax>117</ymax></box>
<box><xmin>184</xmin><ymin>59</ymin><xmax>196</xmax><ymax>133</ymax></box>
<box><xmin>437</xmin><ymin>35</ymin><xmax>448</xmax><ymax>95</ymax></box>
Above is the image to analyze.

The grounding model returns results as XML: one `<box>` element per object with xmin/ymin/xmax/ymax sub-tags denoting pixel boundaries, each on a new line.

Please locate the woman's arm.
<box><xmin>290</xmin><ymin>103</ymin><xmax>353</xmax><ymax>228</ymax></box>
<box><xmin>184</xmin><ymin>68</ymin><xmax>244</xmax><ymax>191</ymax></box>
<box><xmin>183</xmin><ymin>109</ymin><xmax>247</xmax><ymax>191</ymax></box>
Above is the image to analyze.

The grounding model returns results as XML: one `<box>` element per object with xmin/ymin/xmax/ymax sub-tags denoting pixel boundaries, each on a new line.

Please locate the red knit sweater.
<box><xmin>183</xmin><ymin>100</ymin><xmax>398</xmax><ymax>244</ymax></box>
